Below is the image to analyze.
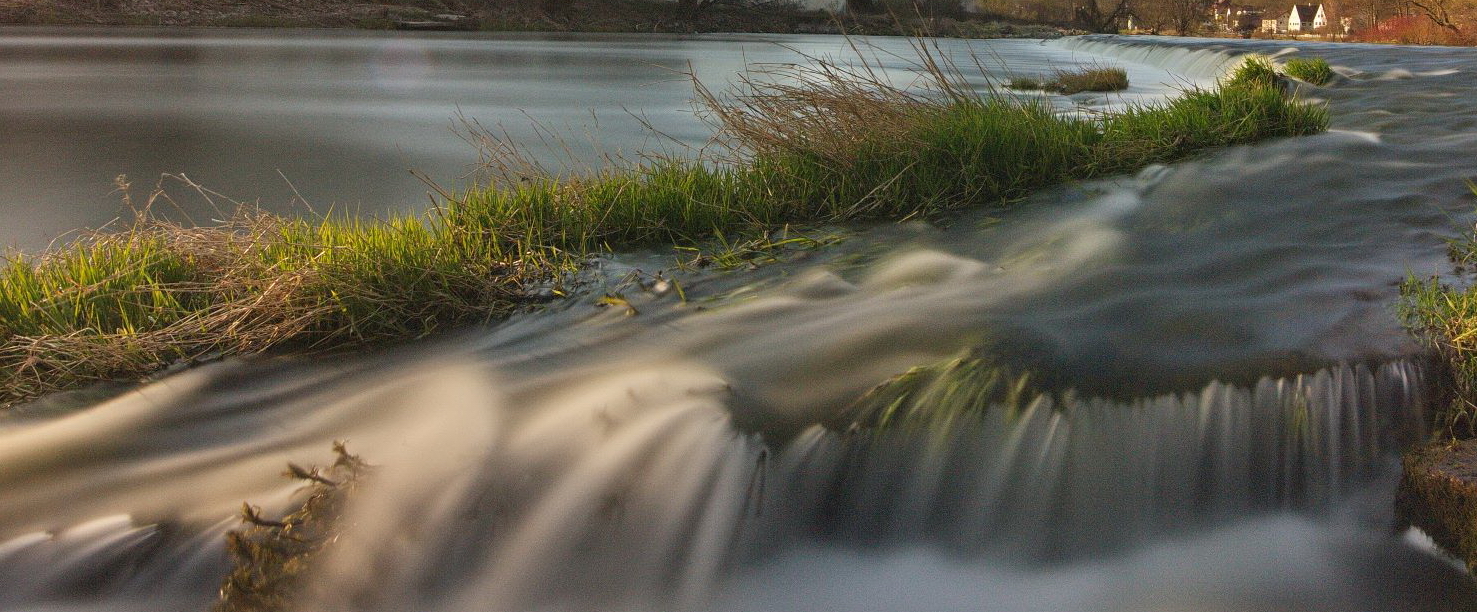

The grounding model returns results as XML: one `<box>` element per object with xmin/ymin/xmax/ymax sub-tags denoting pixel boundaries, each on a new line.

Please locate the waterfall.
<box><xmin>1054</xmin><ymin>35</ymin><xmax>1251</xmax><ymax>80</ymax></box>
<box><xmin>0</xmin><ymin>358</ymin><xmax>1432</xmax><ymax>611</ymax></box>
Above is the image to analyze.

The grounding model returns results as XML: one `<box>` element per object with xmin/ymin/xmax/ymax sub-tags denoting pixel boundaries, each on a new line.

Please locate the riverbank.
<box><xmin>0</xmin><ymin>0</ymin><xmax>1072</xmax><ymax>37</ymax></box>
<box><xmin>0</xmin><ymin>55</ymin><xmax>1327</xmax><ymax>408</ymax></box>
<box><xmin>1398</xmin><ymin>195</ymin><xmax>1477</xmax><ymax>571</ymax></box>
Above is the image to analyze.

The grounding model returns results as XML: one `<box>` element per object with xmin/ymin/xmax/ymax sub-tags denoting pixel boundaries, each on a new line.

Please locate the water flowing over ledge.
<box><xmin>0</xmin><ymin>357</ymin><xmax>1462</xmax><ymax>611</ymax></box>
<box><xmin>1054</xmin><ymin>35</ymin><xmax>1250</xmax><ymax>81</ymax></box>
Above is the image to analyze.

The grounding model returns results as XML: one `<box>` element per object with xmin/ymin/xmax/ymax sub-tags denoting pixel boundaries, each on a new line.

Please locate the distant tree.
<box><xmin>539</xmin><ymin>0</ymin><xmax>575</xmax><ymax>16</ymax></box>
<box><xmin>678</xmin><ymin>0</ymin><xmax>717</xmax><ymax>14</ymax></box>
<box><xmin>1074</xmin><ymin>0</ymin><xmax>1135</xmax><ymax>31</ymax></box>
<box><xmin>676</xmin><ymin>0</ymin><xmax>786</xmax><ymax>15</ymax></box>
<box><xmin>847</xmin><ymin>0</ymin><xmax>966</xmax><ymax>14</ymax></box>
<box><xmin>1166</xmin><ymin>0</ymin><xmax>1212</xmax><ymax>32</ymax></box>
<box><xmin>1127</xmin><ymin>0</ymin><xmax>1209</xmax><ymax>32</ymax></box>
<box><xmin>1404</xmin><ymin>0</ymin><xmax>1472</xmax><ymax>33</ymax></box>
<box><xmin>1346</xmin><ymin>0</ymin><xmax>1401</xmax><ymax>31</ymax></box>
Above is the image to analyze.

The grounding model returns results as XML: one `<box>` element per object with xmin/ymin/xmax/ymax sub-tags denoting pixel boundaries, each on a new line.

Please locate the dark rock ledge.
<box><xmin>1398</xmin><ymin>439</ymin><xmax>1477</xmax><ymax>573</ymax></box>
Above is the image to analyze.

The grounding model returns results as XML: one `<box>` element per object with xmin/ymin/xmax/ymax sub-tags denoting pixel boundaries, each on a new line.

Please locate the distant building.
<box><xmin>1287</xmin><ymin>3</ymin><xmax>1326</xmax><ymax>32</ymax></box>
<box><xmin>1262</xmin><ymin>17</ymin><xmax>1284</xmax><ymax>32</ymax></box>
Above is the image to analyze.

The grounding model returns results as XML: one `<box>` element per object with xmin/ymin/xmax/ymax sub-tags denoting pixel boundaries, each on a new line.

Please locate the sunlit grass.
<box><xmin>839</xmin><ymin>351</ymin><xmax>1038</xmax><ymax>433</ymax></box>
<box><xmin>1047</xmin><ymin>65</ymin><xmax>1129</xmax><ymax>94</ymax></box>
<box><xmin>1282</xmin><ymin>57</ymin><xmax>1334</xmax><ymax>86</ymax></box>
<box><xmin>1006</xmin><ymin>66</ymin><xmax>1129</xmax><ymax>94</ymax></box>
<box><xmin>0</xmin><ymin>54</ymin><xmax>1329</xmax><ymax>406</ymax></box>
<box><xmin>1400</xmin><ymin>185</ymin><xmax>1477</xmax><ymax>438</ymax></box>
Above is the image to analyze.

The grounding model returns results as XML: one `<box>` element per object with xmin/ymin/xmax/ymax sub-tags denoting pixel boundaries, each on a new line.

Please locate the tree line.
<box><xmin>504</xmin><ymin>0</ymin><xmax>1470</xmax><ymax>39</ymax></box>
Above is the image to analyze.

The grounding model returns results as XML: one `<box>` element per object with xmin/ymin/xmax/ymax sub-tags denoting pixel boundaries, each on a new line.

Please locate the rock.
<box><xmin>1396</xmin><ymin>439</ymin><xmax>1477</xmax><ymax>572</ymax></box>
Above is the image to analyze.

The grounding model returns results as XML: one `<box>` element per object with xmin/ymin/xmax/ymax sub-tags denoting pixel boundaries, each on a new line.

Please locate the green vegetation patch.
<box><xmin>838</xmin><ymin>351</ymin><xmax>1039</xmax><ymax>434</ymax></box>
<box><xmin>1282</xmin><ymin>57</ymin><xmax>1335</xmax><ymax>86</ymax></box>
<box><xmin>1400</xmin><ymin>191</ymin><xmax>1477</xmax><ymax>437</ymax></box>
<box><xmin>1006</xmin><ymin>66</ymin><xmax>1129</xmax><ymax>94</ymax></box>
<box><xmin>1007</xmin><ymin>76</ymin><xmax>1045</xmax><ymax>90</ymax></box>
<box><xmin>217</xmin><ymin>443</ymin><xmax>369</xmax><ymax>612</ymax></box>
<box><xmin>1397</xmin><ymin>181</ymin><xmax>1477</xmax><ymax>572</ymax></box>
<box><xmin>1047</xmin><ymin>66</ymin><xmax>1129</xmax><ymax>94</ymax></box>
<box><xmin>0</xmin><ymin>55</ymin><xmax>1328</xmax><ymax>407</ymax></box>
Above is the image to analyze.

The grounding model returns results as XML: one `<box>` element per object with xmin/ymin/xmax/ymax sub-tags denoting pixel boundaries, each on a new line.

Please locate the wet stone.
<box><xmin>1396</xmin><ymin>439</ymin><xmax>1477</xmax><ymax>572</ymax></box>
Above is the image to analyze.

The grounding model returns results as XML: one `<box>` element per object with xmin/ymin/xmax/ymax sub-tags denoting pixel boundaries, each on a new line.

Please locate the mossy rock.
<box><xmin>1396</xmin><ymin>439</ymin><xmax>1477</xmax><ymax>572</ymax></box>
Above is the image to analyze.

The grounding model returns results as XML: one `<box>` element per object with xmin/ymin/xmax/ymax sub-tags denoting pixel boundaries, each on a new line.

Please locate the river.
<box><xmin>2</xmin><ymin>29</ymin><xmax>1477</xmax><ymax>611</ymax></box>
<box><xmin>0</xmin><ymin>27</ymin><xmax>1181</xmax><ymax>252</ymax></box>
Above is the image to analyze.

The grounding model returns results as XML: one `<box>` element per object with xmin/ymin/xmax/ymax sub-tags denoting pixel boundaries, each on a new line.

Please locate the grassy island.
<box><xmin>0</xmin><ymin>53</ymin><xmax>1327</xmax><ymax>407</ymax></box>
<box><xmin>1008</xmin><ymin>65</ymin><xmax>1129</xmax><ymax>94</ymax></box>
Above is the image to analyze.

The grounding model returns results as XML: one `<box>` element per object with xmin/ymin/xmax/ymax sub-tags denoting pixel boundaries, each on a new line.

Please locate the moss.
<box><xmin>1396</xmin><ymin>439</ymin><xmax>1477</xmax><ymax>572</ymax></box>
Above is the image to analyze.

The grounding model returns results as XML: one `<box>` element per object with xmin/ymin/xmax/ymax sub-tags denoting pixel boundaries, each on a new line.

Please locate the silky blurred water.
<box><xmin>3</xmin><ymin>31</ymin><xmax>1477</xmax><ymax>612</ymax></box>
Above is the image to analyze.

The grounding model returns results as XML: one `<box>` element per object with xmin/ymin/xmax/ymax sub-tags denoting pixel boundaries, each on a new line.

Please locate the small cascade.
<box><xmin>1054</xmin><ymin>35</ymin><xmax>1248</xmax><ymax>80</ymax></box>
<box><xmin>208</xmin><ymin>359</ymin><xmax>1441</xmax><ymax>611</ymax></box>
<box><xmin>0</xmin><ymin>349</ymin><xmax>1452</xmax><ymax>611</ymax></box>
<box><xmin>744</xmin><ymin>360</ymin><xmax>1430</xmax><ymax>565</ymax></box>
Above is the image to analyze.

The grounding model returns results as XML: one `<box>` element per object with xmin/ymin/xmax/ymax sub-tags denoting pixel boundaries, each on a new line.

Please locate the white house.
<box><xmin>1286</xmin><ymin>3</ymin><xmax>1326</xmax><ymax>31</ymax></box>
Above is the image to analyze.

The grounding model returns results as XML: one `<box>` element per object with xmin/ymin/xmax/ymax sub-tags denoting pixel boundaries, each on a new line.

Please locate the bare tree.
<box><xmin>678</xmin><ymin>0</ymin><xmax>722</xmax><ymax>14</ymax></box>
<box><xmin>1404</xmin><ymin>0</ymin><xmax>1470</xmax><ymax>32</ymax></box>
<box><xmin>1167</xmin><ymin>0</ymin><xmax>1211</xmax><ymax>32</ymax></box>
<box><xmin>540</xmin><ymin>0</ymin><xmax>575</xmax><ymax>16</ymax></box>
<box><xmin>1074</xmin><ymin>0</ymin><xmax>1135</xmax><ymax>31</ymax></box>
<box><xmin>1121</xmin><ymin>0</ymin><xmax>1207</xmax><ymax>32</ymax></box>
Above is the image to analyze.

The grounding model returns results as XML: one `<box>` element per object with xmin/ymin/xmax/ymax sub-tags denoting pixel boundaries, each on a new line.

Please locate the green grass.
<box><xmin>1224</xmin><ymin>55</ymin><xmax>1281</xmax><ymax>89</ymax></box>
<box><xmin>1007</xmin><ymin>66</ymin><xmax>1129</xmax><ymax>94</ymax></box>
<box><xmin>838</xmin><ymin>351</ymin><xmax>1038</xmax><ymax>434</ymax></box>
<box><xmin>0</xmin><ymin>55</ymin><xmax>1328</xmax><ymax>406</ymax></box>
<box><xmin>1282</xmin><ymin>57</ymin><xmax>1335</xmax><ymax>86</ymax></box>
<box><xmin>1046</xmin><ymin>66</ymin><xmax>1129</xmax><ymax>94</ymax></box>
<box><xmin>1400</xmin><ymin>188</ymin><xmax>1477</xmax><ymax>438</ymax></box>
<box><xmin>1007</xmin><ymin>76</ymin><xmax>1043</xmax><ymax>90</ymax></box>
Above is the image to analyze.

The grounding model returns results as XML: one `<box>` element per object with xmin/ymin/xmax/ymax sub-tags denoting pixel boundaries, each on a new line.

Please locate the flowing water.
<box><xmin>3</xmin><ymin>30</ymin><xmax>1477</xmax><ymax>611</ymax></box>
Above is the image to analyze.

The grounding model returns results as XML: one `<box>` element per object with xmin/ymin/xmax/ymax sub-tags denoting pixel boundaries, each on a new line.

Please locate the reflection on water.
<box><xmin>3</xmin><ymin>31</ymin><xmax>1477</xmax><ymax>612</ymax></box>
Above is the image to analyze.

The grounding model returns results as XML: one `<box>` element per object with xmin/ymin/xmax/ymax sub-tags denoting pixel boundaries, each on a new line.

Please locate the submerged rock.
<box><xmin>1396</xmin><ymin>440</ymin><xmax>1477</xmax><ymax>572</ymax></box>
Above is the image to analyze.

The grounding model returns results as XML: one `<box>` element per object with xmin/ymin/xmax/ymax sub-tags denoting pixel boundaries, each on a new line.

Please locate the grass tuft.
<box><xmin>839</xmin><ymin>351</ymin><xmax>1038</xmax><ymax>433</ymax></box>
<box><xmin>1223</xmin><ymin>55</ymin><xmax>1281</xmax><ymax>89</ymax></box>
<box><xmin>1046</xmin><ymin>66</ymin><xmax>1129</xmax><ymax>94</ymax></box>
<box><xmin>1399</xmin><ymin>183</ymin><xmax>1477</xmax><ymax>438</ymax></box>
<box><xmin>0</xmin><ymin>53</ymin><xmax>1327</xmax><ymax>407</ymax></box>
<box><xmin>1282</xmin><ymin>57</ymin><xmax>1335</xmax><ymax>86</ymax></box>
<box><xmin>1007</xmin><ymin>76</ymin><xmax>1043</xmax><ymax>90</ymax></box>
